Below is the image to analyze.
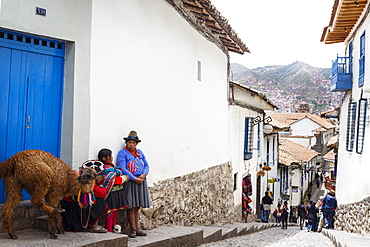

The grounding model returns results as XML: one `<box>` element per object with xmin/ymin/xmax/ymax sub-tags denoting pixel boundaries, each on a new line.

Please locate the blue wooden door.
<box><xmin>0</xmin><ymin>30</ymin><xmax>65</xmax><ymax>203</ymax></box>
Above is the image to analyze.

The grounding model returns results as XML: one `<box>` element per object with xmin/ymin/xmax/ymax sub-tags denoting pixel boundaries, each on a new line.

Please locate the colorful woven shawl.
<box><xmin>72</xmin><ymin>191</ymin><xmax>96</xmax><ymax>208</ymax></box>
<box><xmin>124</xmin><ymin>147</ymin><xmax>141</xmax><ymax>174</ymax></box>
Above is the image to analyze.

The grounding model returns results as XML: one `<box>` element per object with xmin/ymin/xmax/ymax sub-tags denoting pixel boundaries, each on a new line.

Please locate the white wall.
<box><xmin>291</xmin><ymin>118</ymin><xmax>320</xmax><ymax>136</ymax></box>
<box><xmin>0</xmin><ymin>0</ymin><xmax>93</xmax><ymax>167</ymax></box>
<box><xmin>229</xmin><ymin>105</ymin><xmax>259</xmax><ymax>206</ymax></box>
<box><xmin>282</xmin><ymin>136</ymin><xmax>313</xmax><ymax>148</ymax></box>
<box><xmin>336</xmin><ymin>13</ymin><xmax>370</xmax><ymax>204</ymax></box>
<box><xmin>88</xmin><ymin>0</ymin><xmax>230</xmax><ymax>185</ymax></box>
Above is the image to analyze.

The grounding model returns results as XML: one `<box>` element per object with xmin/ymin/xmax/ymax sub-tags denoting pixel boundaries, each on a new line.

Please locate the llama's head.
<box><xmin>77</xmin><ymin>167</ymin><xmax>97</xmax><ymax>185</ymax></box>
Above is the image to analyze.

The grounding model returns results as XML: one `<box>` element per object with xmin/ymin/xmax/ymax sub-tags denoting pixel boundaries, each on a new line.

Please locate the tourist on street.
<box><xmin>317</xmin><ymin>196</ymin><xmax>325</xmax><ymax>232</ymax></box>
<box><xmin>261</xmin><ymin>191</ymin><xmax>273</xmax><ymax>223</ymax></box>
<box><xmin>322</xmin><ymin>190</ymin><xmax>337</xmax><ymax>229</ymax></box>
<box><xmin>273</xmin><ymin>203</ymin><xmax>282</xmax><ymax>223</ymax></box>
<box><xmin>297</xmin><ymin>201</ymin><xmax>307</xmax><ymax>230</ymax></box>
<box><xmin>307</xmin><ymin>201</ymin><xmax>319</xmax><ymax>232</ymax></box>
<box><xmin>281</xmin><ymin>201</ymin><xmax>289</xmax><ymax>229</ymax></box>
<box><xmin>117</xmin><ymin>130</ymin><xmax>151</xmax><ymax>238</ymax></box>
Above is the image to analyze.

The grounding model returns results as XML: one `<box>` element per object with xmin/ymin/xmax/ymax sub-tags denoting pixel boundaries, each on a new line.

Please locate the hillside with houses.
<box><xmin>230</xmin><ymin>61</ymin><xmax>344</xmax><ymax>114</ymax></box>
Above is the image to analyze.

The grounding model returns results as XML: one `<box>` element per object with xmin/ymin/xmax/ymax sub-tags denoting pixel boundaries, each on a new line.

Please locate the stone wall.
<box><xmin>335</xmin><ymin>196</ymin><xmax>370</xmax><ymax>235</ymax></box>
<box><xmin>0</xmin><ymin>201</ymin><xmax>45</xmax><ymax>233</ymax></box>
<box><xmin>138</xmin><ymin>162</ymin><xmax>238</xmax><ymax>230</ymax></box>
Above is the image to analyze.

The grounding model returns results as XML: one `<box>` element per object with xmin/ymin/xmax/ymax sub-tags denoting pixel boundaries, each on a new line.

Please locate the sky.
<box><xmin>211</xmin><ymin>0</ymin><xmax>345</xmax><ymax>69</ymax></box>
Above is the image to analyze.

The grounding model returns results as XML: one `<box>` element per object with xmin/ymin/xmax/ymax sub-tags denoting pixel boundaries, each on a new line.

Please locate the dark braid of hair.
<box><xmin>98</xmin><ymin>148</ymin><xmax>112</xmax><ymax>163</ymax></box>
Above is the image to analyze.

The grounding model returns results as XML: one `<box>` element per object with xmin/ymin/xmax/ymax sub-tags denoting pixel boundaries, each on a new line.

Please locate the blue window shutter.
<box><xmin>244</xmin><ymin>118</ymin><xmax>253</xmax><ymax>160</ymax></box>
<box><xmin>359</xmin><ymin>32</ymin><xmax>365</xmax><ymax>87</ymax></box>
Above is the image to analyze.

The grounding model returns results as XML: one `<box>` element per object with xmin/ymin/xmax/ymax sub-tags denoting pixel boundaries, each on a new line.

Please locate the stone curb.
<box><xmin>128</xmin><ymin>222</ymin><xmax>282</xmax><ymax>247</ymax></box>
<box><xmin>321</xmin><ymin>228</ymin><xmax>370</xmax><ymax>247</ymax></box>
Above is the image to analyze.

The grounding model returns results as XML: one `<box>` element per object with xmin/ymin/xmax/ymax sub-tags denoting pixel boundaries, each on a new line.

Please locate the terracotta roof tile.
<box><xmin>323</xmin><ymin>150</ymin><xmax>336</xmax><ymax>160</ymax></box>
<box><xmin>267</xmin><ymin>112</ymin><xmax>336</xmax><ymax>130</ymax></box>
<box><xmin>279</xmin><ymin>139</ymin><xmax>319</xmax><ymax>162</ymax></box>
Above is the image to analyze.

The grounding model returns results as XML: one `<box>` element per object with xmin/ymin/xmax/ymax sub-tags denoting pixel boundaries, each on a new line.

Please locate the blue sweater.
<box><xmin>117</xmin><ymin>148</ymin><xmax>149</xmax><ymax>181</ymax></box>
<box><xmin>322</xmin><ymin>194</ymin><xmax>337</xmax><ymax>209</ymax></box>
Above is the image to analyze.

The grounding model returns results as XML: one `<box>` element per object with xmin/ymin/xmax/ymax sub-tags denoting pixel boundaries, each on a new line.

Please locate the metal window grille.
<box><xmin>356</xmin><ymin>99</ymin><xmax>367</xmax><ymax>153</ymax></box>
<box><xmin>244</xmin><ymin>117</ymin><xmax>254</xmax><ymax>160</ymax></box>
<box><xmin>346</xmin><ymin>101</ymin><xmax>357</xmax><ymax>152</ymax></box>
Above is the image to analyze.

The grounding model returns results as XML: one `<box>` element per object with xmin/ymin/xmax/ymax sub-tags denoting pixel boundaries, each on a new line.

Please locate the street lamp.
<box><xmin>263</xmin><ymin>124</ymin><xmax>273</xmax><ymax>134</ymax></box>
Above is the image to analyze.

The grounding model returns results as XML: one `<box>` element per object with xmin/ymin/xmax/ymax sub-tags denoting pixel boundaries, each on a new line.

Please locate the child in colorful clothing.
<box><xmin>98</xmin><ymin>148</ymin><xmax>130</xmax><ymax>232</ymax></box>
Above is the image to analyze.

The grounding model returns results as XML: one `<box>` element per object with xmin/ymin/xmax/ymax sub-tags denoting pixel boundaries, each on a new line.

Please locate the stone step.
<box><xmin>34</xmin><ymin>215</ymin><xmax>48</xmax><ymax>232</ymax></box>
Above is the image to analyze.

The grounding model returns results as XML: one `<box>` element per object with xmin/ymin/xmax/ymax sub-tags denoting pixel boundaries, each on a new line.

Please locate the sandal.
<box><xmin>90</xmin><ymin>226</ymin><xmax>107</xmax><ymax>233</ymax></box>
<box><xmin>128</xmin><ymin>229</ymin><xmax>137</xmax><ymax>238</ymax></box>
<box><xmin>135</xmin><ymin>229</ymin><xmax>147</xmax><ymax>236</ymax></box>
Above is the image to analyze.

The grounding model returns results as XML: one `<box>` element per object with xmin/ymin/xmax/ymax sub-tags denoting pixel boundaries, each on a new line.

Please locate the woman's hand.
<box><xmin>134</xmin><ymin>177</ymin><xmax>144</xmax><ymax>184</ymax></box>
<box><xmin>139</xmin><ymin>174</ymin><xmax>146</xmax><ymax>180</ymax></box>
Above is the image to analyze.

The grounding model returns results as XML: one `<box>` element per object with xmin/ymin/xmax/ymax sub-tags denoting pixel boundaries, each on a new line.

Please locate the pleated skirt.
<box><xmin>105</xmin><ymin>188</ymin><xmax>129</xmax><ymax>213</ymax></box>
<box><xmin>124</xmin><ymin>179</ymin><xmax>151</xmax><ymax>209</ymax></box>
<box><xmin>61</xmin><ymin>197</ymin><xmax>108</xmax><ymax>232</ymax></box>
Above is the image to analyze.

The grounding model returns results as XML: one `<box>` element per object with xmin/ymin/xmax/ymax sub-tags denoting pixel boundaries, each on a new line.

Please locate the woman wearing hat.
<box><xmin>61</xmin><ymin>160</ymin><xmax>108</xmax><ymax>233</ymax></box>
<box><xmin>117</xmin><ymin>130</ymin><xmax>151</xmax><ymax>238</ymax></box>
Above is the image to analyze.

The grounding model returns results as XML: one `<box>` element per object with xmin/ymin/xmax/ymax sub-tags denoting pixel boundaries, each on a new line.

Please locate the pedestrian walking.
<box><xmin>281</xmin><ymin>201</ymin><xmax>289</xmax><ymax>229</ymax></box>
<box><xmin>322</xmin><ymin>190</ymin><xmax>337</xmax><ymax>229</ymax></box>
<box><xmin>317</xmin><ymin>196</ymin><xmax>325</xmax><ymax>232</ymax></box>
<box><xmin>297</xmin><ymin>201</ymin><xmax>306</xmax><ymax>230</ymax></box>
<box><xmin>273</xmin><ymin>203</ymin><xmax>282</xmax><ymax>223</ymax></box>
<box><xmin>261</xmin><ymin>191</ymin><xmax>273</xmax><ymax>223</ymax></box>
<box><xmin>307</xmin><ymin>201</ymin><xmax>319</xmax><ymax>232</ymax></box>
<box><xmin>289</xmin><ymin>206</ymin><xmax>294</xmax><ymax>223</ymax></box>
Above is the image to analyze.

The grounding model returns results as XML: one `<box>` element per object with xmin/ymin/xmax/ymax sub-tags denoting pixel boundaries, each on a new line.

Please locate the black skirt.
<box><xmin>105</xmin><ymin>187</ymin><xmax>129</xmax><ymax>213</ymax></box>
<box><xmin>61</xmin><ymin>197</ymin><xmax>107</xmax><ymax>232</ymax></box>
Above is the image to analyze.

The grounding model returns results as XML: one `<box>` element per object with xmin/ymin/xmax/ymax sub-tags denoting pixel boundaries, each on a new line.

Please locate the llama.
<box><xmin>0</xmin><ymin>149</ymin><xmax>98</xmax><ymax>239</ymax></box>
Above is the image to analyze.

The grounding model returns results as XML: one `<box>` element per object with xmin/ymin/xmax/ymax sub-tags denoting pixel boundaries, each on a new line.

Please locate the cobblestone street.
<box><xmin>200</xmin><ymin>226</ymin><xmax>334</xmax><ymax>247</ymax></box>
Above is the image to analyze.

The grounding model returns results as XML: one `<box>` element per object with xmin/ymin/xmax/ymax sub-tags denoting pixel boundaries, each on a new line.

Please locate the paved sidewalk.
<box><xmin>0</xmin><ymin>222</ymin><xmax>369</xmax><ymax>246</ymax></box>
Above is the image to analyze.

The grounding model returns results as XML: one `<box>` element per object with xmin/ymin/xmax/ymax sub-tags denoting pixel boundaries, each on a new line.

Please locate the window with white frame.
<box><xmin>244</xmin><ymin>117</ymin><xmax>254</xmax><ymax>160</ymax></box>
<box><xmin>356</xmin><ymin>99</ymin><xmax>367</xmax><ymax>153</ymax></box>
<box><xmin>346</xmin><ymin>101</ymin><xmax>357</xmax><ymax>152</ymax></box>
<box><xmin>359</xmin><ymin>32</ymin><xmax>365</xmax><ymax>87</ymax></box>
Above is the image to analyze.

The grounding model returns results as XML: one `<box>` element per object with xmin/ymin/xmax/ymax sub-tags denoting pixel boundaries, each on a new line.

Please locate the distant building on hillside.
<box><xmin>297</xmin><ymin>101</ymin><xmax>310</xmax><ymax>113</ymax></box>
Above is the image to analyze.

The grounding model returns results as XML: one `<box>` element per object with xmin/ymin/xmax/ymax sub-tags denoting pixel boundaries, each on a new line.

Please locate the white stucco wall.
<box><xmin>0</xmin><ymin>0</ymin><xmax>92</xmax><ymax>167</ymax></box>
<box><xmin>88</xmin><ymin>0</ymin><xmax>230</xmax><ymax>185</ymax></box>
<box><xmin>337</xmin><ymin>94</ymin><xmax>370</xmax><ymax>204</ymax></box>
<box><xmin>228</xmin><ymin>106</ymin><xmax>261</xmax><ymax>207</ymax></box>
<box><xmin>291</xmin><ymin>118</ymin><xmax>320</xmax><ymax>136</ymax></box>
<box><xmin>336</xmin><ymin>13</ymin><xmax>370</xmax><ymax>204</ymax></box>
<box><xmin>282</xmin><ymin>137</ymin><xmax>313</xmax><ymax>148</ymax></box>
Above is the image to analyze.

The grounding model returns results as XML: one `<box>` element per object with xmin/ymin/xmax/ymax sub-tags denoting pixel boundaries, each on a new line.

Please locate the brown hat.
<box><xmin>123</xmin><ymin>130</ymin><xmax>141</xmax><ymax>143</ymax></box>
